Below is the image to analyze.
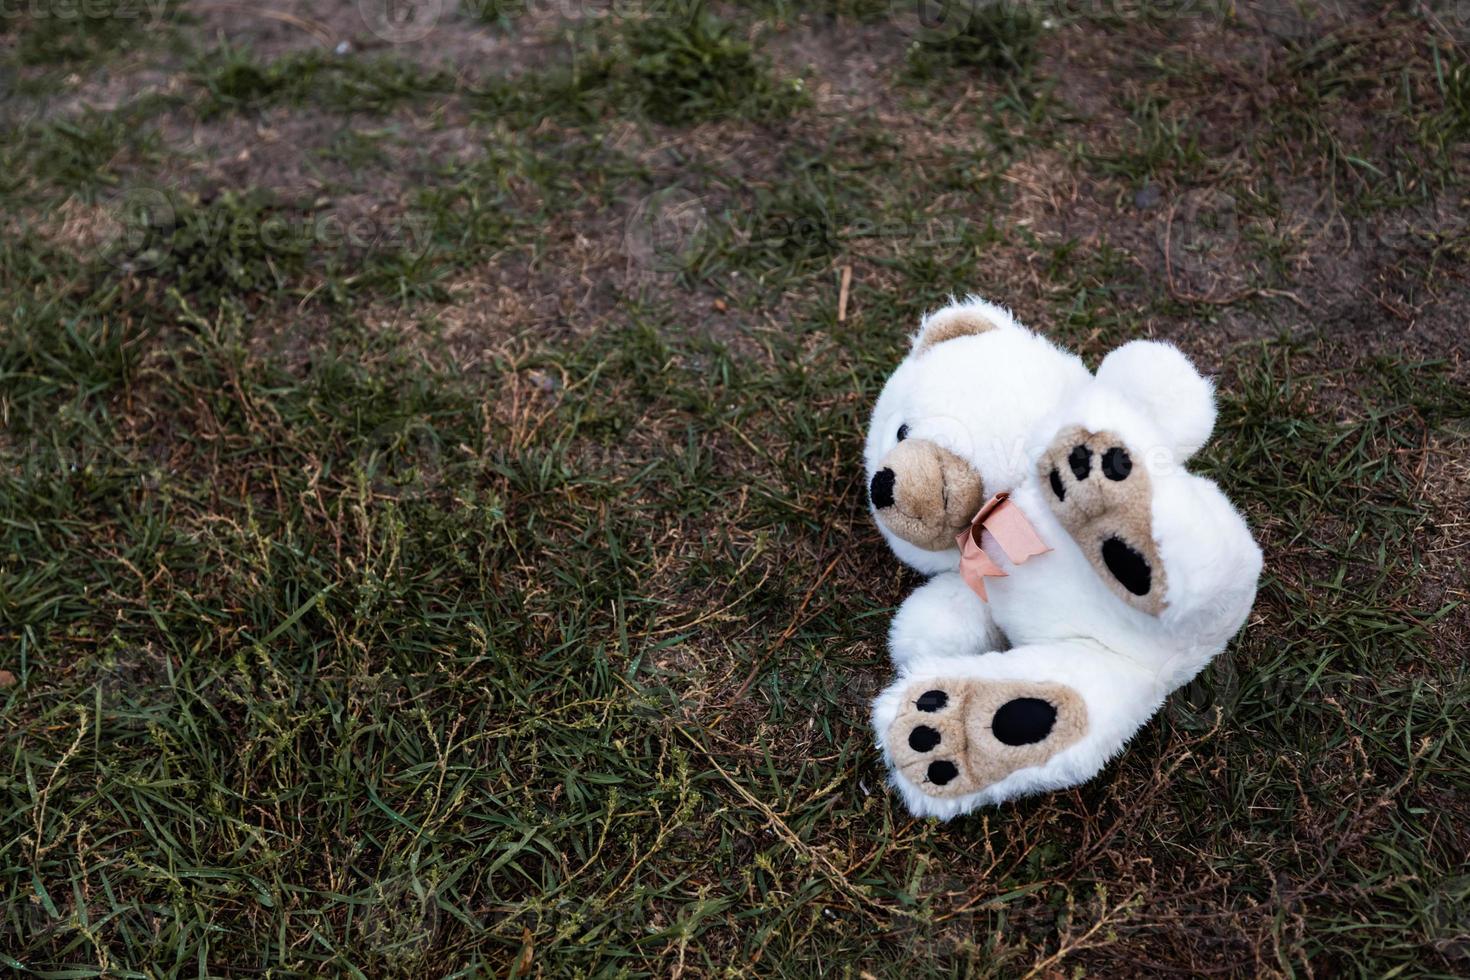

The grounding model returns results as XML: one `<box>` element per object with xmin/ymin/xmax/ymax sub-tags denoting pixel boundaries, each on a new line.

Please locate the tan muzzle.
<box><xmin>868</xmin><ymin>438</ymin><xmax>986</xmax><ymax>552</ymax></box>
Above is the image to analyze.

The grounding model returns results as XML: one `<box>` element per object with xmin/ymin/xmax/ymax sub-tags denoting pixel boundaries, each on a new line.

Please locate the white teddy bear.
<box><xmin>871</xmin><ymin>340</ymin><xmax>1262</xmax><ymax>819</ymax></box>
<box><xmin>865</xmin><ymin>298</ymin><xmax>1090</xmax><ymax>655</ymax></box>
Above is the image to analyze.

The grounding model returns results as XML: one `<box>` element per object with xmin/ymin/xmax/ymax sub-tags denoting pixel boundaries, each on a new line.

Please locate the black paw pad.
<box><xmin>1049</xmin><ymin>467</ymin><xmax>1065</xmax><ymax>501</ymax></box>
<box><xmin>1067</xmin><ymin>445</ymin><xmax>1092</xmax><ymax>480</ymax></box>
<box><xmin>915</xmin><ymin>690</ymin><xmax>948</xmax><ymax>712</ymax></box>
<box><xmin>927</xmin><ymin>760</ymin><xmax>959</xmax><ymax>786</ymax></box>
<box><xmin>908</xmin><ymin>725</ymin><xmax>941</xmax><ymax>752</ymax></box>
<box><xmin>991</xmin><ymin>698</ymin><xmax>1057</xmax><ymax>746</ymax></box>
<box><xmin>1101</xmin><ymin>536</ymin><xmax>1151</xmax><ymax>595</ymax></box>
<box><xmin>870</xmin><ymin>468</ymin><xmax>896</xmax><ymax>509</ymax></box>
<box><xmin>1101</xmin><ymin>447</ymin><xmax>1132</xmax><ymax>481</ymax></box>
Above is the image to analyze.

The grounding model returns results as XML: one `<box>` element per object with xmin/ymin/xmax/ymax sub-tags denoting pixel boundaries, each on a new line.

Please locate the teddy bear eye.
<box><xmin>897</xmin><ymin>424</ymin><xmax>910</xmax><ymax>442</ymax></box>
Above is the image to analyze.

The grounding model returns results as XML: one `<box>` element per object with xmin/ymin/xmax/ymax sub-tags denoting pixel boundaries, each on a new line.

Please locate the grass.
<box><xmin>467</xmin><ymin>4</ymin><xmax>806</xmax><ymax>128</ymax></box>
<box><xmin>2</xmin><ymin>0</ymin><xmax>1469</xmax><ymax>976</ymax></box>
<box><xmin>621</xmin><ymin>4</ymin><xmax>806</xmax><ymax>124</ymax></box>
<box><xmin>6</xmin><ymin>0</ymin><xmax>181</xmax><ymax>67</ymax></box>
<box><xmin>188</xmin><ymin>46</ymin><xmax>456</xmax><ymax>118</ymax></box>
<box><xmin>902</xmin><ymin>0</ymin><xmax>1043</xmax><ymax>81</ymax></box>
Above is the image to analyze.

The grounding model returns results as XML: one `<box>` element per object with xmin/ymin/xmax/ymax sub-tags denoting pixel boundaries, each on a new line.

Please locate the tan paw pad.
<box><xmin>887</xmin><ymin>679</ymin><xmax>1089</xmax><ymax>799</ymax></box>
<box><xmin>1037</xmin><ymin>425</ymin><xmax>1167</xmax><ymax>615</ymax></box>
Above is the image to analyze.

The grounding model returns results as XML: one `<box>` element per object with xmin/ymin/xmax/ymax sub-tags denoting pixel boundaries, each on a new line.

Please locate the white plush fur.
<box><xmin>1095</xmin><ymin>340</ymin><xmax>1217</xmax><ymax>462</ymax></box>
<box><xmin>886</xmin><ymin>571</ymin><xmax>1004</xmax><ymax>670</ymax></box>
<box><xmin>864</xmin><ymin>297</ymin><xmax>1089</xmax><ymax>576</ymax></box>
<box><xmin>875</xmin><ymin>344</ymin><xmax>1262</xmax><ymax>819</ymax></box>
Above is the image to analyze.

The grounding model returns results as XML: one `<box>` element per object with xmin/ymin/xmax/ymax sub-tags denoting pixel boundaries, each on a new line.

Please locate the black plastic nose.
<box><xmin>870</xmin><ymin>468</ymin><xmax>896</xmax><ymax>509</ymax></box>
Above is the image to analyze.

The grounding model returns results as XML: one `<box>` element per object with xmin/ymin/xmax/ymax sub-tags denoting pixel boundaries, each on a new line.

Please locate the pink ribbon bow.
<box><xmin>955</xmin><ymin>492</ymin><xmax>1051</xmax><ymax>601</ymax></box>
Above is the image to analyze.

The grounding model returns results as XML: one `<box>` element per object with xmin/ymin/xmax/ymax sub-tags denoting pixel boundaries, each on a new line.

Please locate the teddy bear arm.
<box><xmin>888</xmin><ymin>572</ymin><xmax>1006</xmax><ymax>670</ymax></box>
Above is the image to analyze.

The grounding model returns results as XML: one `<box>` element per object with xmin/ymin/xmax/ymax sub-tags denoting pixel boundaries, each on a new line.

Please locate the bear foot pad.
<box><xmin>887</xmin><ymin>678</ymin><xmax>1089</xmax><ymax>799</ymax></box>
<box><xmin>1039</xmin><ymin>425</ymin><xmax>1166</xmax><ymax>615</ymax></box>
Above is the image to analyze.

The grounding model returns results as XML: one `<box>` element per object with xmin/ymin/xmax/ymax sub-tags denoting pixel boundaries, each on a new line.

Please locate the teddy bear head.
<box><xmin>982</xmin><ymin>341</ymin><xmax>1262</xmax><ymax>683</ymax></box>
<box><xmin>865</xmin><ymin>298</ymin><xmax>1090</xmax><ymax>575</ymax></box>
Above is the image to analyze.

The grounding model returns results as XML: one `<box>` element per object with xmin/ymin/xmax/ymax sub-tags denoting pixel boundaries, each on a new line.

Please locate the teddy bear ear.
<box><xmin>910</xmin><ymin>298</ymin><xmax>1016</xmax><ymax>354</ymax></box>
<box><xmin>1096</xmin><ymin>341</ymin><xmax>1217</xmax><ymax>460</ymax></box>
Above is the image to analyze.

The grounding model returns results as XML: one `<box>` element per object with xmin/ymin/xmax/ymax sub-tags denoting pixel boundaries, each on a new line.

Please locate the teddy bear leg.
<box><xmin>888</xmin><ymin>572</ymin><xmax>1005</xmax><ymax>670</ymax></box>
<box><xmin>871</xmin><ymin>646</ymin><xmax>1166</xmax><ymax>819</ymax></box>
